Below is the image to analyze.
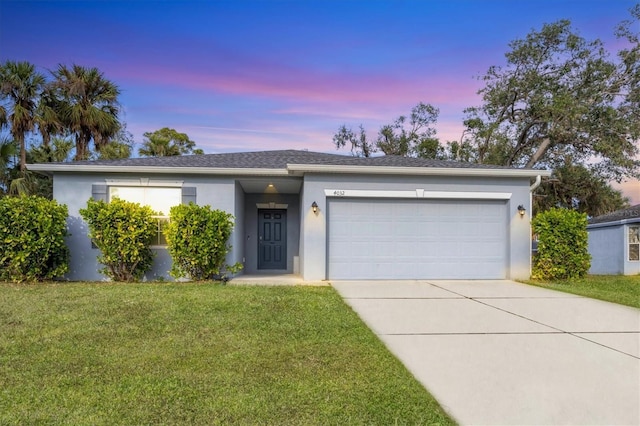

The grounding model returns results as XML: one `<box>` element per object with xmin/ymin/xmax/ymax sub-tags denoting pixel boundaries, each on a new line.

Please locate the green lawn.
<box><xmin>0</xmin><ymin>283</ymin><xmax>454</xmax><ymax>425</ymax></box>
<box><xmin>523</xmin><ymin>275</ymin><xmax>640</xmax><ymax>308</ymax></box>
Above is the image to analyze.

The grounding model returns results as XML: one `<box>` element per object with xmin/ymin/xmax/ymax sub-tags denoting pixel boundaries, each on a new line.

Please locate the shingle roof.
<box><xmin>68</xmin><ymin>149</ymin><xmax>512</xmax><ymax>170</ymax></box>
<box><xmin>588</xmin><ymin>204</ymin><xmax>640</xmax><ymax>224</ymax></box>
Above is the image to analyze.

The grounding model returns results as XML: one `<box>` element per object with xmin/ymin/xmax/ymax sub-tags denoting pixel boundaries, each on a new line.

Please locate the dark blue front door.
<box><xmin>258</xmin><ymin>209</ymin><xmax>287</xmax><ymax>270</ymax></box>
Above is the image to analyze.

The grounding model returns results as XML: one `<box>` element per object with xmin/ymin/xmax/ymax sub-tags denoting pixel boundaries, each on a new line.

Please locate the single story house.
<box><xmin>587</xmin><ymin>204</ymin><xmax>640</xmax><ymax>275</ymax></box>
<box><xmin>28</xmin><ymin>149</ymin><xmax>550</xmax><ymax>281</ymax></box>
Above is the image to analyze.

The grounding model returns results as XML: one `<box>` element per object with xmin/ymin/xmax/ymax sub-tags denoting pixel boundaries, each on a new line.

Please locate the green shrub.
<box><xmin>0</xmin><ymin>195</ymin><xmax>69</xmax><ymax>282</ymax></box>
<box><xmin>80</xmin><ymin>198</ymin><xmax>157</xmax><ymax>282</ymax></box>
<box><xmin>165</xmin><ymin>203</ymin><xmax>242</xmax><ymax>280</ymax></box>
<box><xmin>532</xmin><ymin>207</ymin><xmax>591</xmax><ymax>280</ymax></box>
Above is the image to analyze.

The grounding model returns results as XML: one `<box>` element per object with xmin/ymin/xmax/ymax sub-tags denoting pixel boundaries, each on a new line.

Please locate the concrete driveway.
<box><xmin>332</xmin><ymin>280</ymin><xmax>640</xmax><ymax>425</ymax></box>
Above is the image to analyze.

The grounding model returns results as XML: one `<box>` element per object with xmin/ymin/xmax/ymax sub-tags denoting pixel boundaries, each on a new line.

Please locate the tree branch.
<box><xmin>525</xmin><ymin>137</ymin><xmax>552</xmax><ymax>168</ymax></box>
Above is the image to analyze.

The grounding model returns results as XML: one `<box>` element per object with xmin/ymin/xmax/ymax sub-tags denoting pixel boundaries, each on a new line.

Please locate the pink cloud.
<box><xmin>612</xmin><ymin>180</ymin><xmax>640</xmax><ymax>205</ymax></box>
<box><xmin>182</xmin><ymin>125</ymin><xmax>328</xmax><ymax>154</ymax></box>
<box><xmin>110</xmin><ymin>50</ymin><xmax>485</xmax><ymax>112</ymax></box>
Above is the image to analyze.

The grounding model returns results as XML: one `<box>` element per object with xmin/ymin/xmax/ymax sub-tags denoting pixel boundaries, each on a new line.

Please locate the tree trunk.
<box><xmin>507</xmin><ymin>121</ymin><xmax>538</xmax><ymax>166</ymax></box>
<box><xmin>75</xmin><ymin>131</ymin><xmax>90</xmax><ymax>161</ymax></box>
<box><xmin>42</xmin><ymin>131</ymin><xmax>50</xmax><ymax>149</ymax></box>
<box><xmin>525</xmin><ymin>137</ymin><xmax>551</xmax><ymax>168</ymax></box>
<box><xmin>19</xmin><ymin>135</ymin><xmax>25</xmax><ymax>172</ymax></box>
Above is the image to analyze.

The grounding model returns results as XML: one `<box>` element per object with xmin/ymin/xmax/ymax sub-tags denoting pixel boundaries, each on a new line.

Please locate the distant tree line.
<box><xmin>0</xmin><ymin>62</ymin><xmax>202</xmax><ymax>198</ymax></box>
<box><xmin>333</xmin><ymin>5</ymin><xmax>639</xmax><ymax>217</ymax></box>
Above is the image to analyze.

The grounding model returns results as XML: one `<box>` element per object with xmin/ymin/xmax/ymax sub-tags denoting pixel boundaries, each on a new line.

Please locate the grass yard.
<box><xmin>0</xmin><ymin>283</ymin><xmax>454</xmax><ymax>425</ymax></box>
<box><xmin>523</xmin><ymin>275</ymin><xmax>640</xmax><ymax>308</ymax></box>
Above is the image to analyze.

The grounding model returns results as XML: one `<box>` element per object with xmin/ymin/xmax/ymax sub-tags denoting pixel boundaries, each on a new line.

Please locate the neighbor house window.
<box><xmin>629</xmin><ymin>226</ymin><xmax>640</xmax><ymax>261</ymax></box>
<box><xmin>109</xmin><ymin>187</ymin><xmax>181</xmax><ymax>246</ymax></box>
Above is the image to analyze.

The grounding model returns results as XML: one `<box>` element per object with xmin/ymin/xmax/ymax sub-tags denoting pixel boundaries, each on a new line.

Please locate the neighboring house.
<box><xmin>28</xmin><ymin>149</ymin><xmax>550</xmax><ymax>281</ymax></box>
<box><xmin>587</xmin><ymin>204</ymin><xmax>640</xmax><ymax>275</ymax></box>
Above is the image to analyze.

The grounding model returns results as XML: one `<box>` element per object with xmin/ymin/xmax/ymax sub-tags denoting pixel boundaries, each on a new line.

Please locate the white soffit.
<box><xmin>324</xmin><ymin>189</ymin><xmax>512</xmax><ymax>200</ymax></box>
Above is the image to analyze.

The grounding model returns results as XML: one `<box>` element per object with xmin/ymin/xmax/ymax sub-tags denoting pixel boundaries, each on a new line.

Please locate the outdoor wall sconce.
<box><xmin>517</xmin><ymin>205</ymin><xmax>526</xmax><ymax>216</ymax></box>
<box><xmin>312</xmin><ymin>201</ymin><xmax>318</xmax><ymax>213</ymax></box>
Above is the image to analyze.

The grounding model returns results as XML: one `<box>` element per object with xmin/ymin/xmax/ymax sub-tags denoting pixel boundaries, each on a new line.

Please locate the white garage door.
<box><xmin>328</xmin><ymin>198</ymin><xmax>508</xmax><ymax>279</ymax></box>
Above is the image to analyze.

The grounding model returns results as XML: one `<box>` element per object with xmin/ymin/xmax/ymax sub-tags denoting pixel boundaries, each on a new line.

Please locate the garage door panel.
<box><xmin>328</xmin><ymin>198</ymin><xmax>508</xmax><ymax>279</ymax></box>
<box><xmin>395</xmin><ymin>243</ymin><xmax>418</xmax><ymax>257</ymax></box>
<box><xmin>393</xmin><ymin>222</ymin><xmax>417</xmax><ymax>236</ymax></box>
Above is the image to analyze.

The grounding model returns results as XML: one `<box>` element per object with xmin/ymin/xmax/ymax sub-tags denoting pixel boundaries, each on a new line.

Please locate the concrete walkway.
<box><xmin>332</xmin><ymin>280</ymin><xmax>640</xmax><ymax>425</ymax></box>
<box><xmin>229</xmin><ymin>273</ymin><xmax>328</xmax><ymax>286</ymax></box>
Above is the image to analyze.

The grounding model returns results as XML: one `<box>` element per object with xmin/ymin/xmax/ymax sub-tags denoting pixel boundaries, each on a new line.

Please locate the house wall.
<box><xmin>53</xmin><ymin>172</ymin><xmax>238</xmax><ymax>281</ymax></box>
<box><xmin>588</xmin><ymin>226</ymin><xmax>624</xmax><ymax>275</ymax></box>
<box><xmin>53</xmin><ymin>170</ymin><xmax>536</xmax><ymax>281</ymax></box>
<box><xmin>299</xmin><ymin>173</ymin><xmax>533</xmax><ymax>281</ymax></box>
<box><xmin>233</xmin><ymin>182</ymin><xmax>246</xmax><ymax>273</ymax></box>
<box><xmin>242</xmin><ymin>193</ymin><xmax>300</xmax><ymax>274</ymax></box>
<box><xmin>298</xmin><ymin>185</ymin><xmax>305</xmax><ymax>276</ymax></box>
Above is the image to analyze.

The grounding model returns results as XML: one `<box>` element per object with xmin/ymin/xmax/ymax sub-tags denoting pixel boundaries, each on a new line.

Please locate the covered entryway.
<box><xmin>327</xmin><ymin>198</ymin><xmax>508</xmax><ymax>279</ymax></box>
<box><xmin>236</xmin><ymin>177</ymin><xmax>302</xmax><ymax>275</ymax></box>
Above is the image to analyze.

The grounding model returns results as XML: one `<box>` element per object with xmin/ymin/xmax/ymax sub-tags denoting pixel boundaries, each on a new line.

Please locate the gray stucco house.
<box><xmin>28</xmin><ymin>149</ymin><xmax>550</xmax><ymax>282</ymax></box>
<box><xmin>587</xmin><ymin>204</ymin><xmax>640</xmax><ymax>275</ymax></box>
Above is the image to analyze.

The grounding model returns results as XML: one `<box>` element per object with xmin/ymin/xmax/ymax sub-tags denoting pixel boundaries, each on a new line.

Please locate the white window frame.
<box><xmin>629</xmin><ymin>225</ymin><xmax>640</xmax><ymax>262</ymax></box>
<box><xmin>150</xmin><ymin>215</ymin><xmax>171</xmax><ymax>247</ymax></box>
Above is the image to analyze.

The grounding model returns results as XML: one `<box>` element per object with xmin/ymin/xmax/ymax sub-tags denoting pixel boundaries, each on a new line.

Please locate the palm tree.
<box><xmin>138</xmin><ymin>136</ymin><xmax>180</xmax><ymax>157</ymax></box>
<box><xmin>0</xmin><ymin>79</ymin><xmax>7</xmax><ymax>130</ymax></box>
<box><xmin>96</xmin><ymin>122</ymin><xmax>134</xmax><ymax>160</ymax></box>
<box><xmin>0</xmin><ymin>61</ymin><xmax>45</xmax><ymax>171</ymax></box>
<box><xmin>52</xmin><ymin>64</ymin><xmax>120</xmax><ymax>160</ymax></box>
<box><xmin>139</xmin><ymin>127</ymin><xmax>201</xmax><ymax>157</ymax></box>
<box><xmin>0</xmin><ymin>138</ymin><xmax>17</xmax><ymax>167</ymax></box>
<box><xmin>35</xmin><ymin>84</ymin><xmax>63</xmax><ymax>148</ymax></box>
<box><xmin>0</xmin><ymin>103</ymin><xmax>6</xmax><ymax>129</ymax></box>
<box><xmin>29</xmin><ymin>136</ymin><xmax>74</xmax><ymax>163</ymax></box>
<box><xmin>0</xmin><ymin>137</ymin><xmax>18</xmax><ymax>195</ymax></box>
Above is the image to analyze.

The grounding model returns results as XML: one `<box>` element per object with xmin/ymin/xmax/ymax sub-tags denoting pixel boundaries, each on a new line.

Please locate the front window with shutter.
<box><xmin>108</xmin><ymin>187</ymin><xmax>181</xmax><ymax>246</ymax></box>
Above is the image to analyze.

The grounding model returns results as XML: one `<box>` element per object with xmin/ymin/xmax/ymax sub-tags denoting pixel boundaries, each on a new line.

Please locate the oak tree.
<box><xmin>464</xmin><ymin>7</ymin><xmax>639</xmax><ymax>215</ymax></box>
<box><xmin>463</xmin><ymin>11</ymin><xmax>639</xmax><ymax>181</ymax></box>
<box><xmin>333</xmin><ymin>102</ymin><xmax>442</xmax><ymax>158</ymax></box>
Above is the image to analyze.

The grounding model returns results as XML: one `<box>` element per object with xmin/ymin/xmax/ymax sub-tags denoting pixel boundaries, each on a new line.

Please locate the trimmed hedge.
<box><xmin>80</xmin><ymin>198</ymin><xmax>157</xmax><ymax>282</ymax></box>
<box><xmin>0</xmin><ymin>196</ymin><xmax>69</xmax><ymax>282</ymax></box>
<box><xmin>165</xmin><ymin>203</ymin><xmax>242</xmax><ymax>281</ymax></box>
<box><xmin>532</xmin><ymin>207</ymin><xmax>591</xmax><ymax>280</ymax></box>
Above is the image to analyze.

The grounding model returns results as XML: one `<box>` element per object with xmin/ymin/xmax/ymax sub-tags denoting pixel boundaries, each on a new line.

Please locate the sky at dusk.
<box><xmin>0</xmin><ymin>0</ymin><xmax>638</xmax><ymax>202</ymax></box>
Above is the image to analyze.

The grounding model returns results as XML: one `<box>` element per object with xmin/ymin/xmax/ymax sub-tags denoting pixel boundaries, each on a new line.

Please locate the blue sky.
<box><xmin>0</xmin><ymin>0</ymin><xmax>638</xmax><ymax>202</ymax></box>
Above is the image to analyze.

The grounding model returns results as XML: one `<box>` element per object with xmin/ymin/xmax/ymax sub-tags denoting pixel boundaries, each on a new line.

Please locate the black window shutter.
<box><xmin>91</xmin><ymin>184</ymin><xmax>108</xmax><ymax>201</ymax></box>
<box><xmin>182</xmin><ymin>187</ymin><xmax>196</xmax><ymax>204</ymax></box>
<box><xmin>89</xmin><ymin>184</ymin><xmax>108</xmax><ymax>248</ymax></box>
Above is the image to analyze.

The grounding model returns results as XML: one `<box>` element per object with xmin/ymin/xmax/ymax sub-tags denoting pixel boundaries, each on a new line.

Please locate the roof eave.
<box><xmin>26</xmin><ymin>163</ymin><xmax>290</xmax><ymax>176</ymax></box>
<box><xmin>27</xmin><ymin>162</ymin><xmax>553</xmax><ymax>178</ymax></box>
<box><xmin>587</xmin><ymin>217</ymin><xmax>640</xmax><ymax>228</ymax></box>
<box><xmin>286</xmin><ymin>163</ymin><xmax>552</xmax><ymax>178</ymax></box>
